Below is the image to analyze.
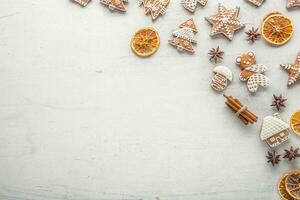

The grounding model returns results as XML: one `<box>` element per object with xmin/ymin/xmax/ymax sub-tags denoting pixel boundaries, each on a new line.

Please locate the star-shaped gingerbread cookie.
<box><xmin>287</xmin><ymin>0</ymin><xmax>300</xmax><ymax>8</ymax></box>
<box><xmin>205</xmin><ymin>4</ymin><xmax>244</xmax><ymax>40</ymax></box>
<box><xmin>281</xmin><ymin>52</ymin><xmax>300</xmax><ymax>87</ymax></box>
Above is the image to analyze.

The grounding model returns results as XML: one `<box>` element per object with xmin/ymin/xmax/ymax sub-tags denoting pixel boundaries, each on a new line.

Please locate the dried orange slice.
<box><xmin>261</xmin><ymin>12</ymin><xmax>293</xmax><ymax>46</ymax></box>
<box><xmin>285</xmin><ymin>171</ymin><xmax>300</xmax><ymax>199</ymax></box>
<box><xmin>131</xmin><ymin>27</ymin><xmax>160</xmax><ymax>57</ymax></box>
<box><xmin>278</xmin><ymin>173</ymin><xmax>297</xmax><ymax>200</ymax></box>
<box><xmin>290</xmin><ymin>110</ymin><xmax>300</xmax><ymax>136</ymax></box>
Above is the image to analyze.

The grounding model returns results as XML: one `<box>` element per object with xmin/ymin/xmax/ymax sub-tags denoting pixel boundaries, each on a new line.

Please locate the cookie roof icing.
<box><xmin>260</xmin><ymin>114</ymin><xmax>289</xmax><ymax>140</ymax></box>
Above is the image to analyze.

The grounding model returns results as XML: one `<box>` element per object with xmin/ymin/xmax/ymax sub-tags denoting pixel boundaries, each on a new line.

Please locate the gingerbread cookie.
<box><xmin>205</xmin><ymin>4</ymin><xmax>244</xmax><ymax>41</ymax></box>
<box><xmin>181</xmin><ymin>0</ymin><xmax>208</xmax><ymax>13</ymax></box>
<box><xmin>260</xmin><ymin>113</ymin><xmax>290</xmax><ymax>148</ymax></box>
<box><xmin>287</xmin><ymin>0</ymin><xmax>300</xmax><ymax>8</ymax></box>
<box><xmin>211</xmin><ymin>66</ymin><xmax>233</xmax><ymax>92</ymax></box>
<box><xmin>281</xmin><ymin>52</ymin><xmax>300</xmax><ymax>87</ymax></box>
<box><xmin>169</xmin><ymin>19</ymin><xmax>197</xmax><ymax>54</ymax></box>
<box><xmin>236</xmin><ymin>52</ymin><xmax>270</xmax><ymax>93</ymax></box>
<box><xmin>72</xmin><ymin>0</ymin><xmax>91</xmax><ymax>6</ymax></box>
<box><xmin>246</xmin><ymin>0</ymin><xmax>265</xmax><ymax>6</ymax></box>
<box><xmin>138</xmin><ymin>0</ymin><xmax>170</xmax><ymax>20</ymax></box>
<box><xmin>100</xmin><ymin>0</ymin><xmax>128</xmax><ymax>12</ymax></box>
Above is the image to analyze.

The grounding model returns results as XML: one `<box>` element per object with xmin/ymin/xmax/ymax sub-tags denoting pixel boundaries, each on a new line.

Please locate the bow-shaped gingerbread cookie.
<box><xmin>236</xmin><ymin>52</ymin><xmax>270</xmax><ymax>93</ymax></box>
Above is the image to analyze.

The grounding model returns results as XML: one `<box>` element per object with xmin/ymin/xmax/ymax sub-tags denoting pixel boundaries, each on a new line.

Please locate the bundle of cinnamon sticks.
<box><xmin>224</xmin><ymin>94</ymin><xmax>258</xmax><ymax>125</ymax></box>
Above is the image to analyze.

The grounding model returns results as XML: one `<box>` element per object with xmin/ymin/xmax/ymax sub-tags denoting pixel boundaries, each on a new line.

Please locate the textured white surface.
<box><xmin>0</xmin><ymin>0</ymin><xmax>300</xmax><ymax>199</ymax></box>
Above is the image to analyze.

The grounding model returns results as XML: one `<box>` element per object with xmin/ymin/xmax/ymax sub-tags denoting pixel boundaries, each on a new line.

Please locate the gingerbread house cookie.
<box><xmin>261</xmin><ymin>113</ymin><xmax>289</xmax><ymax>148</ymax></box>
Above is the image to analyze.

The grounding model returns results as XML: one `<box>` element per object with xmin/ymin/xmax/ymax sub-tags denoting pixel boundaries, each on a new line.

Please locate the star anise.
<box><xmin>245</xmin><ymin>27</ymin><xmax>261</xmax><ymax>43</ymax></box>
<box><xmin>283</xmin><ymin>146</ymin><xmax>300</xmax><ymax>161</ymax></box>
<box><xmin>208</xmin><ymin>46</ymin><xmax>224</xmax><ymax>63</ymax></box>
<box><xmin>266</xmin><ymin>151</ymin><xmax>281</xmax><ymax>166</ymax></box>
<box><xmin>271</xmin><ymin>94</ymin><xmax>287</xmax><ymax>111</ymax></box>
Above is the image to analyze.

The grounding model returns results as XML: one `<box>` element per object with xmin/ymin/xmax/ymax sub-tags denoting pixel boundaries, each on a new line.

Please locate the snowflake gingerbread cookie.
<box><xmin>205</xmin><ymin>4</ymin><xmax>245</xmax><ymax>41</ymax></box>
<box><xmin>169</xmin><ymin>19</ymin><xmax>197</xmax><ymax>53</ymax></box>
<box><xmin>236</xmin><ymin>52</ymin><xmax>270</xmax><ymax>93</ymax></box>
<box><xmin>72</xmin><ymin>0</ymin><xmax>91</xmax><ymax>6</ymax></box>
<box><xmin>181</xmin><ymin>0</ymin><xmax>208</xmax><ymax>13</ymax></box>
<box><xmin>138</xmin><ymin>0</ymin><xmax>170</xmax><ymax>20</ymax></box>
<box><xmin>287</xmin><ymin>0</ymin><xmax>300</xmax><ymax>8</ymax></box>
<box><xmin>246</xmin><ymin>0</ymin><xmax>265</xmax><ymax>7</ymax></box>
<box><xmin>281</xmin><ymin>52</ymin><xmax>300</xmax><ymax>87</ymax></box>
<box><xmin>100</xmin><ymin>0</ymin><xmax>128</xmax><ymax>12</ymax></box>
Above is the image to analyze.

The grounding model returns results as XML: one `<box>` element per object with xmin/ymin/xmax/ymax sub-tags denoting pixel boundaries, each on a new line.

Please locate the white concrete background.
<box><xmin>0</xmin><ymin>0</ymin><xmax>300</xmax><ymax>199</ymax></box>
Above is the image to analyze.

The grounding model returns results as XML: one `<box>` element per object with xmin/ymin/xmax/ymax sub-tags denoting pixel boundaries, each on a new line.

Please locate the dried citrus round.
<box><xmin>290</xmin><ymin>110</ymin><xmax>300</xmax><ymax>136</ymax></box>
<box><xmin>285</xmin><ymin>171</ymin><xmax>300</xmax><ymax>199</ymax></box>
<box><xmin>131</xmin><ymin>27</ymin><xmax>160</xmax><ymax>57</ymax></box>
<box><xmin>261</xmin><ymin>12</ymin><xmax>293</xmax><ymax>46</ymax></box>
<box><xmin>278</xmin><ymin>173</ymin><xmax>297</xmax><ymax>200</ymax></box>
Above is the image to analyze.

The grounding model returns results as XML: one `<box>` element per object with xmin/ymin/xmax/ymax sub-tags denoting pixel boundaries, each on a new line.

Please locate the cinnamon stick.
<box><xmin>224</xmin><ymin>95</ymin><xmax>255</xmax><ymax>123</ymax></box>
<box><xmin>225</xmin><ymin>102</ymin><xmax>248</xmax><ymax>125</ymax></box>
<box><xmin>223</xmin><ymin>94</ymin><xmax>257</xmax><ymax>124</ymax></box>
<box><xmin>234</xmin><ymin>98</ymin><xmax>258</xmax><ymax>122</ymax></box>
<box><xmin>226</xmin><ymin>99</ymin><xmax>255</xmax><ymax>124</ymax></box>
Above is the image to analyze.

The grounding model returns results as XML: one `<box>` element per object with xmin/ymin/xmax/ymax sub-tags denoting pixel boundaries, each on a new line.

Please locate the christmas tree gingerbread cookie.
<box><xmin>287</xmin><ymin>0</ymin><xmax>300</xmax><ymax>8</ymax></box>
<box><xmin>169</xmin><ymin>19</ymin><xmax>197</xmax><ymax>53</ymax></box>
<box><xmin>72</xmin><ymin>0</ymin><xmax>91</xmax><ymax>6</ymax></box>
<box><xmin>181</xmin><ymin>0</ymin><xmax>208</xmax><ymax>13</ymax></box>
<box><xmin>138</xmin><ymin>0</ymin><xmax>170</xmax><ymax>20</ymax></box>
<box><xmin>100</xmin><ymin>0</ymin><xmax>128</xmax><ymax>12</ymax></box>
<box><xmin>205</xmin><ymin>4</ymin><xmax>245</xmax><ymax>40</ymax></box>
<box><xmin>236</xmin><ymin>52</ymin><xmax>270</xmax><ymax>93</ymax></box>
<box><xmin>246</xmin><ymin>0</ymin><xmax>265</xmax><ymax>7</ymax></box>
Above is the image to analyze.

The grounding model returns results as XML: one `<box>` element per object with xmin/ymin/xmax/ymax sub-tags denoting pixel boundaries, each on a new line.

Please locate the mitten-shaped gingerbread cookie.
<box><xmin>236</xmin><ymin>52</ymin><xmax>270</xmax><ymax>93</ymax></box>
